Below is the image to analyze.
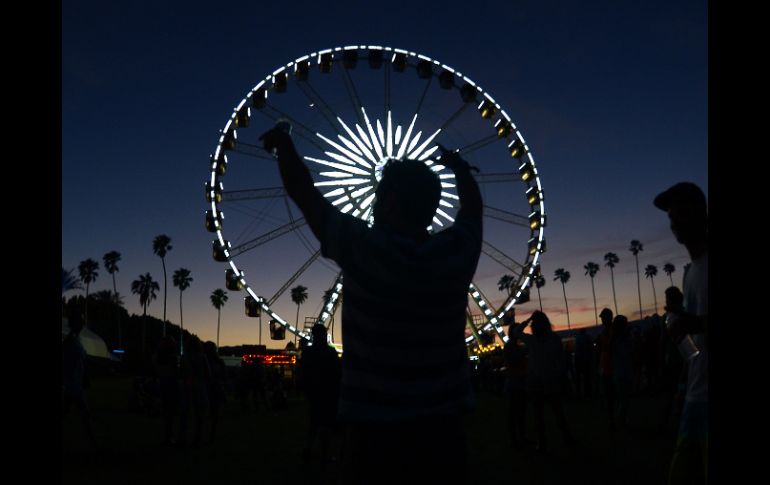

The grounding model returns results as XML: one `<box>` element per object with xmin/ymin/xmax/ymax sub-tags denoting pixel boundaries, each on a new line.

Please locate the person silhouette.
<box><xmin>154</xmin><ymin>336</ymin><xmax>179</xmax><ymax>445</ymax></box>
<box><xmin>595</xmin><ymin>307</ymin><xmax>616</xmax><ymax>430</ymax></box>
<box><xmin>610</xmin><ymin>315</ymin><xmax>633</xmax><ymax>430</ymax></box>
<box><xmin>503</xmin><ymin>317</ymin><xmax>529</xmax><ymax>449</ymax></box>
<box><xmin>62</xmin><ymin>309</ymin><xmax>97</xmax><ymax>449</ymax></box>
<box><xmin>654</xmin><ymin>182</ymin><xmax>708</xmax><ymax>484</ymax></box>
<box><xmin>658</xmin><ymin>286</ymin><xmax>686</xmax><ymax>433</ymax></box>
<box><xmin>261</xmin><ymin>126</ymin><xmax>482</xmax><ymax>485</ymax></box>
<box><xmin>510</xmin><ymin>310</ymin><xmax>576</xmax><ymax>453</ymax></box>
<box><xmin>177</xmin><ymin>337</ymin><xmax>210</xmax><ymax>448</ymax></box>
<box><xmin>297</xmin><ymin>324</ymin><xmax>342</xmax><ymax>468</ymax></box>
<box><xmin>574</xmin><ymin>328</ymin><xmax>593</xmax><ymax>398</ymax></box>
<box><xmin>203</xmin><ymin>341</ymin><xmax>226</xmax><ymax>444</ymax></box>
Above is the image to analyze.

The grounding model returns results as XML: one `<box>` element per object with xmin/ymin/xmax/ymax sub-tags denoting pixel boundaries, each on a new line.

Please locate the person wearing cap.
<box><xmin>654</xmin><ymin>182</ymin><xmax>708</xmax><ymax>484</ymax></box>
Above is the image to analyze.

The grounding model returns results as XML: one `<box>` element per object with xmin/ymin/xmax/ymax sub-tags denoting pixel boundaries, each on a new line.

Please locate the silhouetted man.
<box><xmin>298</xmin><ymin>323</ymin><xmax>341</xmax><ymax>468</ymax></box>
<box><xmin>261</xmin><ymin>126</ymin><xmax>482</xmax><ymax>485</ymax></box>
<box><xmin>595</xmin><ymin>307</ymin><xmax>616</xmax><ymax>429</ymax></box>
<box><xmin>654</xmin><ymin>182</ymin><xmax>708</xmax><ymax>484</ymax></box>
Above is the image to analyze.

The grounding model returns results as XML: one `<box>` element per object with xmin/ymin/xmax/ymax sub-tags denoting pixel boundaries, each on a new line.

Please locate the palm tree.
<box><xmin>173</xmin><ymin>268</ymin><xmax>193</xmax><ymax>355</ymax></box>
<box><xmin>553</xmin><ymin>268</ymin><xmax>571</xmax><ymax>330</ymax></box>
<box><xmin>62</xmin><ymin>267</ymin><xmax>83</xmax><ymax>295</ymax></box>
<box><xmin>291</xmin><ymin>285</ymin><xmax>309</xmax><ymax>346</ymax></box>
<box><xmin>211</xmin><ymin>289</ymin><xmax>229</xmax><ymax>349</ymax></box>
<box><xmin>152</xmin><ymin>234</ymin><xmax>173</xmax><ymax>337</ymax></box>
<box><xmin>629</xmin><ymin>240</ymin><xmax>644</xmax><ymax>320</ymax></box>
<box><xmin>604</xmin><ymin>252</ymin><xmax>620</xmax><ymax>315</ymax></box>
<box><xmin>663</xmin><ymin>263</ymin><xmax>676</xmax><ymax>287</ymax></box>
<box><xmin>131</xmin><ymin>273</ymin><xmax>159</xmax><ymax>356</ymax></box>
<box><xmin>103</xmin><ymin>250</ymin><xmax>122</xmax><ymax>349</ymax></box>
<box><xmin>78</xmin><ymin>258</ymin><xmax>99</xmax><ymax>328</ymax></box>
<box><xmin>645</xmin><ymin>264</ymin><xmax>659</xmax><ymax>315</ymax></box>
<box><xmin>497</xmin><ymin>274</ymin><xmax>515</xmax><ymax>296</ymax></box>
<box><xmin>584</xmin><ymin>262</ymin><xmax>600</xmax><ymax>326</ymax></box>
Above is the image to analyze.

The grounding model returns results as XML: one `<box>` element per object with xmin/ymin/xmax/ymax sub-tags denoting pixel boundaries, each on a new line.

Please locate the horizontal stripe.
<box><xmin>340</xmin><ymin>380</ymin><xmax>472</xmax><ymax>410</ymax></box>
<box><xmin>342</xmin><ymin>366</ymin><xmax>471</xmax><ymax>396</ymax></box>
<box><xmin>341</xmin><ymin>346</ymin><xmax>468</xmax><ymax>381</ymax></box>
<box><xmin>340</xmin><ymin>311</ymin><xmax>466</xmax><ymax>355</ymax></box>
<box><xmin>337</xmin><ymin>393</ymin><xmax>476</xmax><ymax>423</ymax></box>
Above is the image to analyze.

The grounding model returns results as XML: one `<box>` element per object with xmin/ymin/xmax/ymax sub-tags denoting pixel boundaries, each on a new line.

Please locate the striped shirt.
<box><xmin>320</xmin><ymin>207</ymin><xmax>482</xmax><ymax>423</ymax></box>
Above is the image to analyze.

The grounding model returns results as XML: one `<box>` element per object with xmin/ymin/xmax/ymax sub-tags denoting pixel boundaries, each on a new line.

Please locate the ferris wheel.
<box><xmin>205</xmin><ymin>45</ymin><xmax>546</xmax><ymax>349</ymax></box>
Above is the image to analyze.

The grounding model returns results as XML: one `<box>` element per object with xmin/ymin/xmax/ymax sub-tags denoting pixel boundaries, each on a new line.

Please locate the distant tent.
<box><xmin>61</xmin><ymin>317</ymin><xmax>115</xmax><ymax>360</ymax></box>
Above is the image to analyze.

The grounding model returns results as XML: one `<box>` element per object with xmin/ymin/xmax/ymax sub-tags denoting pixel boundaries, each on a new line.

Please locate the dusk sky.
<box><xmin>62</xmin><ymin>0</ymin><xmax>707</xmax><ymax>350</ymax></box>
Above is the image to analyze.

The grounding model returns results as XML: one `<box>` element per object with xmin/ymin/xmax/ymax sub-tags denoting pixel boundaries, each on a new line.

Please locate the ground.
<box><xmin>63</xmin><ymin>375</ymin><xmax>682</xmax><ymax>484</ymax></box>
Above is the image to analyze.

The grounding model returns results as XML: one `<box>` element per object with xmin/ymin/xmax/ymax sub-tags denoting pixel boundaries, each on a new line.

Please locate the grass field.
<box><xmin>63</xmin><ymin>375</ymin><xmax>681</xmax><ymax>484</ymax></box>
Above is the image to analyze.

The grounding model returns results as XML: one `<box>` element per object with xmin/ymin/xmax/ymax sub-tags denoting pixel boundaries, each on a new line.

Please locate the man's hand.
<box><xmin>437</xmin><ymin>144</ymin><xmax>479</xmax><ymax>173</ymax></box>
<box><xmin>667</xmin><ymin>312</ymin><xmax>702</xmax><ymax>343</ymax></box>
<box><xmin>259</xmin><ymin>125</ymin><xmax>294</xmax><ymax>157</ymax></box>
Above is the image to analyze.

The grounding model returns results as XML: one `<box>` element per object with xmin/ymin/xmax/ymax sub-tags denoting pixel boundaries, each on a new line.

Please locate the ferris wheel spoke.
<box><xmin>481</xmin><ymin>240</ymin><xmax>525</xmax><ymax>277</ymax></box>
<box><xmin>261</xmin><ymin>103</ymin><xmax>329</xmax><ymax>154</ymax></box>
<box><xmin>229</xmin><ymin>141</ymin><xmax>322</xmax><ymax>176</ymax></box>
<box><xmin>482</xmin><ymin>205</ymin><xmax>530</xmax><ymax>227</ymax></box>
<box><xmin>407</xmin><ymin>127</ymin><xmax>442</xmax><ymax>160</ymax></box>
<box><xmin>229</xmin><ymin>218</ymin><xmax>307</xmax><ymax>257</ymax></box>
<box><xmin>437</xmin><ymin>103</ymin><xmax>470</xmax><ymax>133</ymax></box>
<box><xmin>267</xmin><ymin>250</ymin><xmax>321</xmax><ymax>306</ymax></box>
<box><xmin>414</xmin><ymin>75</ymin><xmax>433</xmax><ymax>120</ymax></box>
<box><xmin>339</xmin><ymin>66</ymin><xmax>366</xmax><ymax>127</ymax></box>
<box><xmin>457</xmin><ymin>133</ymin><xmax>501</xmax><ymax>157</ymax></box>
<box><xmin>473</xmin><ymin>172</ymin><xmax>519</xmax><ymax>184</ymax></box>
<box><xmin>297</xmin><ymin>80</ymin><xmax>344</xmax><ymax>134</ymax></box>
<box><xmin>225</xmin><ymin>198</ymin><xmax>284</xmax><ymax>222</ymax></box>
<box><xmin>222</xmin><ymin>187</ymin><xmax>286</xmax><ymax>202</ymax></box>
<box><xmin>230</xmin><ymin>142</ymin><xmax>279</xmax><ymax>161</ymax></box>
<box><xmin>395</xmin><ymin>114</ymin><xmax>419</xmax><ymax>160</ymax></box>
<box><xmin>229</xmin><ymin>199</ymin><xmax>287</xmax><ymax>245</ymax></box>
<box><xmin>384</xmin><ymin>59</ymin><xmax>391</xmax><ymax>116</ymax></box>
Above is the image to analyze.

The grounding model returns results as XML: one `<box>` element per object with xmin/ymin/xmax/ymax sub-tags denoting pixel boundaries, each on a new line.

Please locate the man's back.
<box><xmin>320</xmin><ymin>209</ymin><xmax>481</xmax><ymax>423</ymax></box>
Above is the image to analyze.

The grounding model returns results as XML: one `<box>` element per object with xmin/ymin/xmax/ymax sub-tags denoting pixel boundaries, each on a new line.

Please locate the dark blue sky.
<box><xmin>62</xmin><ymin>0</ymin><xmax>707</xmax><ymax>347</ymax></box>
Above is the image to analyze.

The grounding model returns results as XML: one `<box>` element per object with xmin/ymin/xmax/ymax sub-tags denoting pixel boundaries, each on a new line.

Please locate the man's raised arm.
<box><xmin>438</xmin><ymin>145</ymin><xmax>482</xmax><ymax>223</ymax></box>
<box><xmin>260</xmin><ymin>127</ymin><xmax>331</xmax><ymax>241</ymax></box>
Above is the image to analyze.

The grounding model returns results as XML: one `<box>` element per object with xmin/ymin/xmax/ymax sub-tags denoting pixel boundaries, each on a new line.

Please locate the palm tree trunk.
<box><xmin>112</xmin><ymin>273</ymin><xmax>121</xmax><ymax>350</ymax></box>
<box><xmin>650</xmin><ymin>277</ymin><xmax>658</xmax><ymax>315</ymax></box>
<box><xmin>635</xmin><ymin>255</ymin><xmax>643</xmax><ymax>321</ymax></box>
<box><xmin>179</xmin><ymin>290</ymin><xmax>184</xmax><ymax>355</ymax></box>
<box><xmin>295</xmin><ymin>304</ymin><xmax>300</xmax><ymax>346</ymax></box>
<box><xmin>610</xmin><ymin>267</ymin><xmax>618</xmax><ymax>315</ymax></box>
<box><xmin>142</xmin><ymin>304</ymin><xmax>147</xmax><ymax>357</ymax></box>
<box><xmin>561</xmin><ymin>282</ymin><xmax>571</xmax><ymax>330</ymax></box>
<box><xmin>216</xmin><ymin>308</ymin><xmax>221</xmax><ymax>349</ymax></box>
<box><xmin>85</xmin><ymin>282</ymin><xmax>90</xmax><ymax>328</ymax></box>
<box><xmin>590</xmin><ymin>277</ymin><xmax>598</xmax><ymax>326</ymax></box>
<box><xmin>536</xmin><ymin>286</ymin><xmax>543</xmax><ymax>311</ymax></box>
<box><xmin>669</xmin><ymin>274</ymin><xmax>674</xmax><ymax>287</ymax></box>
<box><xmin>162</xmin><ymin>257</ymin><xmax>168</xmax><ymax>337</ymax></box>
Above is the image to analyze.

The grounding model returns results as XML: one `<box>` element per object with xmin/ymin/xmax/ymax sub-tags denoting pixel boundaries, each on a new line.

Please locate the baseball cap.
<box><xmin>653</xmin><ymin>182</ymin><xmax>707</xmax><ymax>212</ymax></box>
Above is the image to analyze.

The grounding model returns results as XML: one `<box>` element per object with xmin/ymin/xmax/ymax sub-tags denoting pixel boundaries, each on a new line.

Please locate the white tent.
<box><xmin>61</xmin><ymin>317</ymin><xmax>114</xmax><ymax>360</ymax></box>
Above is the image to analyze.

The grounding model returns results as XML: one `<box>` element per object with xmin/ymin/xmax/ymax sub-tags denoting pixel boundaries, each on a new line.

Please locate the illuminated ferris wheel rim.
<box><xmin>206</xmin><ymin>45</ymin><xmax>546</xmax><ymax>345</ymax></box>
